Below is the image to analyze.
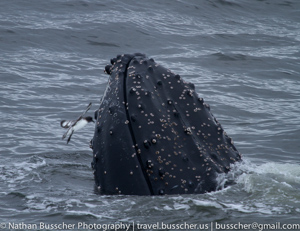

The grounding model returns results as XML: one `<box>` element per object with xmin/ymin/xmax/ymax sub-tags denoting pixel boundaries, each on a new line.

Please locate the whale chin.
<box><xmin>90</xmin><ymin>53</ymin><xmax>241</xmax><ymax>195</ymax></box>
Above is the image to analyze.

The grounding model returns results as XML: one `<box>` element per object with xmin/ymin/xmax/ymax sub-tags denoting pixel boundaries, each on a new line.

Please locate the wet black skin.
<box><xmin>90</xmin><ymin>53</ymin><xmax>241</xmax><ymax>195</ymax></box>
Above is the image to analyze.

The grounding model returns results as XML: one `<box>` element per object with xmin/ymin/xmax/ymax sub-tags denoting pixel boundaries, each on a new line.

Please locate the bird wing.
<box><xmin>66</xmin><ymin>130</ymin><xmax>74</xmax><ymax>144</ymax></box>
<box><xmin>60</xmin><ymin>102</ymin><xmax>92</xmax><ymax>129</ymax></box>
<box><xmin>60</xmin><ymin>120</ymin><xmax>75</xmax><ymax>129</ymax></box>
<box><xmin>80</xmin><ymin>102</ymin><xmax>92</xmax><ymax>118</ymax></box>
<box><xmin>62</xmin><ymin>126</ymin><xmax>73</xmax><ymax>140</ymax></box>
<box><xmin>60</xmin><ymin>102</ymin><xmax>92</xmax><ymax>142</ymax></box>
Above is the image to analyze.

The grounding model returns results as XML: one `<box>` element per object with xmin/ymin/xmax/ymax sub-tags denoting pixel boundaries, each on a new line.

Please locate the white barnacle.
<box><xmin>185</xmin><ymin>127</ymin><xmax>192</xmax><ymax>135</ymax></box>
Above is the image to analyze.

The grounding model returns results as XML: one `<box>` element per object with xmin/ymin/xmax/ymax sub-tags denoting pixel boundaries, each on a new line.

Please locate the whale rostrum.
<box><xmin>90</xmin><ymin>53</ymin><xmax>241</xmax><ymax>195</ymax></box>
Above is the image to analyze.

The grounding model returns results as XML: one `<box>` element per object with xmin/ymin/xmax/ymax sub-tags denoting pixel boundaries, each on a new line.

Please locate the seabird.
<box><xmin>61</xmin><ymin>102</ymin><xmax>94</xmax><ymax>144</ymax></box>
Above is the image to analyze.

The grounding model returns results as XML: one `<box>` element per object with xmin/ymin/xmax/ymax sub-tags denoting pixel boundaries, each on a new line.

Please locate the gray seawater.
<box><xmin>1</xmin><ymin>0</ymin><xmax>300</xmax><ymax>230</ymax></box>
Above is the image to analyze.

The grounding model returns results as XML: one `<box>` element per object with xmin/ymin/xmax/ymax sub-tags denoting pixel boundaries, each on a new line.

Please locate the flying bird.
<box><xmin>61</xmin><ymin>102</ymin><xmax>94</xmax><ymax>144</ymax></box>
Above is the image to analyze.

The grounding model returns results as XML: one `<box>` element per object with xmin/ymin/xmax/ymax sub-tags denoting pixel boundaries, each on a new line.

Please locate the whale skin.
<box><xmin>90</xmin><ymin>53</ymin><xmax>241</xmax><ymax>195</ymax></box>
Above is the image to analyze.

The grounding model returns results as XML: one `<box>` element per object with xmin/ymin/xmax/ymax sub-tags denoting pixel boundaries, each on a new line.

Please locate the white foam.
<box><xmin>192</xmin><ymin>199</ymin><xmax>223</xmax><ymax>209</ymax></box>
<box><xmin>13</xmin><ymin>159</ymin><xmax>47</xmax><ymax>170</ymax></box>
<box><xmin>173</xmin><ymin>202</ymin><xmax>190</xmax><ymax>210</ymax></box>
<box><xmin>207</xmin><ymin>158</ymin><xmax>300</xmax><ymax>215</ymax></box>
<box><xmin>162</xmin><ymin>205</ymin><xmax>173</xmax><ymax>211</ymax></box>
<box><xmin>235</xmin><ymin>160</ymin><xmax>300</xmax><ymax>193</ymax></box>
<box><xmin>66</xmin><ymin>210</ymin><xmax>112</xmax><ymax>219</ymax></box>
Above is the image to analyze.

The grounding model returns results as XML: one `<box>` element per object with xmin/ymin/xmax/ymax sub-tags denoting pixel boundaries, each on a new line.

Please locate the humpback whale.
<box><xmin>90</xmin><ymin>53</ymin><xmax>241</xmax><ymax>195</ymax></box>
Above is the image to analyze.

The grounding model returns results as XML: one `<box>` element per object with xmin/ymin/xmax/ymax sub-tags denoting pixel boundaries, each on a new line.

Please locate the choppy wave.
<box><xmin>1</xmin><ymin>155</ymin><xmax>300</xmax><ymax>224</ymax></box>
<box><xmin>1</xmin><ymin>0</ymin><xmax>300</xmax><ymax>226</ymax></box>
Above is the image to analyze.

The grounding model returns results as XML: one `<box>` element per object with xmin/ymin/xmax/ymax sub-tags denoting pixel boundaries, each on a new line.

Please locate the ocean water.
<box><xmin>0</xmin><ymin>0</ymin><xmax>300</xmax><ymax>230</ymax></box>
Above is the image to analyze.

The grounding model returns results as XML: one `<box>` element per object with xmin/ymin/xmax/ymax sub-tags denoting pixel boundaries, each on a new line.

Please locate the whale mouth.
<box><xmin>91</xmin><ymin>53</ymin><xmax>241</xmax><ymax>195</ymax></box>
